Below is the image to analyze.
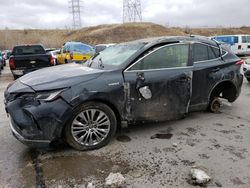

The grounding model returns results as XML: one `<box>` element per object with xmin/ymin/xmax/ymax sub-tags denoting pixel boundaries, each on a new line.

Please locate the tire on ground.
<box><xmin>64</xmin><ymin>102</ymin><xmax>117</xmax><ymax>151</ymax></box>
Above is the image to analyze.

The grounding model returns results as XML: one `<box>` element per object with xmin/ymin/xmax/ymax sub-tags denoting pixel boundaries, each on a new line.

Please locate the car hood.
<box><xmin>19</xmin><ymin>63</ymin><xmax>104</xmax><ymax>91</ymax></box>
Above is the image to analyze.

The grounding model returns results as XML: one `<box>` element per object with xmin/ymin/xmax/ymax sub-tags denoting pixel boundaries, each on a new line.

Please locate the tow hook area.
<box><xmin>209</xmin><ymin>97</ymin><xmax>221</xmax><ymax>113</ymax></box>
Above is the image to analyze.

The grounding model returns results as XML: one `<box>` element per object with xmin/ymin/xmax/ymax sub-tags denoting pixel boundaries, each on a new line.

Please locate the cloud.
<box><xmin>0</xmin><ymin>0</ymin><xmax>249</xmax><ymax>29</ymax></box>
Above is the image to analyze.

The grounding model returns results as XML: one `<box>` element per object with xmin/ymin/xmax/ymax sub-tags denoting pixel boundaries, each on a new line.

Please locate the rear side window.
<box><xmin>12</xmin><ymin>45</ymin><xmax>45</xmax><ymax>55</ymax></box>
<box><xmin>242</xmin><ymin>36</ymin><xmax>247</xmax><ymax>43</ymax></box>
<box><xmin>242</xmin><ymin>36</ymin><xmax>250</xmax><ymax>43</ymax></box>
<box><xmin>234</xmin><ymin>36</ymin><xmax>239</xmax><ymax>43</ymax></box>
<box><xmin>193</xmin><ymin>43</ymin><xmax>222</xmax><ymax>62</ymax></box>
<box><xmin>193</xmin><ymin>44</ymin><xmax>208</xmax><ymax>62</ymax></box>
<box><xmin>129</xmin><ymin>44</ymin><xmax>189</xmax><ymax>70</ymax></box>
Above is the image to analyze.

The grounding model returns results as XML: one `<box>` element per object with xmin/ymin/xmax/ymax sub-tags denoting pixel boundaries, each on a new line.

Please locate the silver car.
<box><xmin>243</xmin><ymin>58</ymin><xmax>250</xmax><ymax>82</ymax></box>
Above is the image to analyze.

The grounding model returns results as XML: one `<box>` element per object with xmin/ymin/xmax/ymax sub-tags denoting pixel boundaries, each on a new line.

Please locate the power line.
<box><xmin>69</xmin><ymin>0</ymin><xmax>82</xmax><ymax>29</ymax></box>
<box><xmin>123</xmin><ymin>0</ymin><xmax>142</xmax><ymax>23</ymax></box>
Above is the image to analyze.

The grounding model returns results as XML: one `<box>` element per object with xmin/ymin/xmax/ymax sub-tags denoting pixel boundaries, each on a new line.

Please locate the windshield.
<box><xmin>89</xmin><ymin>43</ymin><xmax>145</xmax><ymax>69</ymax></box>
<box><xmin>72</xmin><ymin>44</ymin><xmax>94</xmax><ymax>53</ymax></box>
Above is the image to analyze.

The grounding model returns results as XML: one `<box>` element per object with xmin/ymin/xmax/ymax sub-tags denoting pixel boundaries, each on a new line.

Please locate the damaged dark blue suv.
<box><xmin>4</xmin><ymin>36</ymin><xmax>243</xmax><ymax>150</ymax></box>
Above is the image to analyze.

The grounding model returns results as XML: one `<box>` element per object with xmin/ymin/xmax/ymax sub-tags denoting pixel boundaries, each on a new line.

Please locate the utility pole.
<box><xmin>69</xmin><ymin>0</ymin><xmax>82</xmax><ymax>29</ymax></box>
<box><xmin>123</xmin><ymin>0</ymin><xmax>142</xmax><ymax>23</ymax></box>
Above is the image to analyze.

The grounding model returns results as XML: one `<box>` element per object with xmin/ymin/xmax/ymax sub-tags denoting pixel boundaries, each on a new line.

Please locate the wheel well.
<box><xmin>209</xmin><ymin>81</ymin><xmax>237</xmax><ymax>103</ymax></box>
<box><xmin>90</xmin><ymin>99</ymin><xmax>122</xmax><ymax>128</ymax></box>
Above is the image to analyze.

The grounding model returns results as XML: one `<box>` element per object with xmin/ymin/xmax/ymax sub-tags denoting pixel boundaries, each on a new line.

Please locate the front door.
<box><xmin>123</xmin><ymin>43</ymin><xmax>192</xmax><ymax>122</ymax></box>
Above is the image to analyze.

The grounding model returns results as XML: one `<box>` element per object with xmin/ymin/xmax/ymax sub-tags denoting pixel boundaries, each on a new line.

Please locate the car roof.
<box><xmin>120</xmin><ymin>35</ymin><xmax>218</xmax><ymax>47</ymax></box>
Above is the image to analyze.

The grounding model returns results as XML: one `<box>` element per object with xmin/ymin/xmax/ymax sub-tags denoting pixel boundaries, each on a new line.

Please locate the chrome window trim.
<box><xmin>193</xmin><ymin>42</ymin><xmax>228</xmax><ymax>64</ymax></box>
<box><xmin>124</xmin><ymin>43</ymin><xmax>190</xmax><ymax>72</ymax></box>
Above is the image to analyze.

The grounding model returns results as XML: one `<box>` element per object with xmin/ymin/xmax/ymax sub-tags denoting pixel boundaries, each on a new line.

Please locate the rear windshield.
<box><xmin>12</xmin><ymin>45</ymin><xmax>45</xmax><ymax>55</ymax></box>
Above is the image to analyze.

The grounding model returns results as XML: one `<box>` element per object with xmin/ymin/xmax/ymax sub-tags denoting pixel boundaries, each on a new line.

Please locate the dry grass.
<box><xmin>0</xmin><ymin>22</ymin><xmax>249</xmax><ymax>50</ymax></box>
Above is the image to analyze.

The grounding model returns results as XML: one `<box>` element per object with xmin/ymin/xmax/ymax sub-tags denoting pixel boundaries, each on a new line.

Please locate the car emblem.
<box><xmin>30</xmin><ymin>61</ymin><xmax>36</xmax><ymax>64</ymax></box>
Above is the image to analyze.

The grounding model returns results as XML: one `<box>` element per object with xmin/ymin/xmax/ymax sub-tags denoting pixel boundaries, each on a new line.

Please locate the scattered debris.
<box><xmin>215</xmin><ymin>181</ymin><xmax>223</xmax><ymax>187</ymax></box>
<box><xmin>105</xmin><ymin>173</ymin><xmax>125</xmax><ymax>188</ymax></box>
<box><xmin>150</xmin><ymin>133</ymin><xmax>173</xmax><ymax>139</ymax></box>
<box><xmin>172</xmin><ymin>143</ymin><xmax>178</xmax><ymax>147</ymax></box>
<box><xmin>116</xmin><ymin>135</ymin><xmax>131</xmax><ymax>142</ymax></box>
<box><xmin>87</xmin><ymin>182</ymin><xmax>95</xmax><ymax>188</ymax></box>
<box><xmin>189</xmin><ymin>166</ymin><xmax>211</xmax><ymax>186</ymax></box>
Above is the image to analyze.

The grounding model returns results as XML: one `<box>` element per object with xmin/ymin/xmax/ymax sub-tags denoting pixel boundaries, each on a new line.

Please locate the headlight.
<box><xmin>36</xmin><ymin>90</ymin><xmax>65</xmax><ymax>102</ymax></box>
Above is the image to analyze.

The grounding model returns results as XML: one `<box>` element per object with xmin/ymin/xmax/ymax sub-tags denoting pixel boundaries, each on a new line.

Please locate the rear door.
<box><xmin>190</xmin><ymin>42</ymin><xmax>225</xmax><ymax>109</ymax></box>
<box><xmin>123</xmin><ymin>43</ymin><xmax>192</xmax><ymax>121</ymax></box>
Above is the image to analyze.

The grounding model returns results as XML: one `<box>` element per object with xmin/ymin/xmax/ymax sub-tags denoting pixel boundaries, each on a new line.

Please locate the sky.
<box><xmin>0</xmin><ymin>0</ymin><xmax>249</xmax><ymax>29</ymax></box>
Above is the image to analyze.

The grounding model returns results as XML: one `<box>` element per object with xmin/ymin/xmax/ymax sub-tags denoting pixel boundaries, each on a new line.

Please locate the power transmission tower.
<box><xmin>123</xmin><ymin>0</ymin><xmax>142</xmax><ymax>23</ymax></box>
<box><xmin>69</xmin><ymin>0</ymin><xmax>82</xmax><ymax>29</ymax></box>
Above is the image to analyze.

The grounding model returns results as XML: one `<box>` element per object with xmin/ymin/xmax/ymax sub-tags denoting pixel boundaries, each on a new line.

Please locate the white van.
<box><xmin>212</xmin><ymin>35</ymin><xmax>250</xmax><ymax>56</ymax></box>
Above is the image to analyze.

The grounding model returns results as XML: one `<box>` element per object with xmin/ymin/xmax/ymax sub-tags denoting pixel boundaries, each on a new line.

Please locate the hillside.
<box><xmin>0</xmin><ymin>22</ymin><xmax>250</xmax><ymax>50</ymax></box>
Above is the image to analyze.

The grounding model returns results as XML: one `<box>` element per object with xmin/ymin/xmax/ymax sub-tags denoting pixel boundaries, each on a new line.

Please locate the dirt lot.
<box><xmin>0</xmin><ymin>62</ymin><xmax>250</xmax><ymax>187</ymax></box>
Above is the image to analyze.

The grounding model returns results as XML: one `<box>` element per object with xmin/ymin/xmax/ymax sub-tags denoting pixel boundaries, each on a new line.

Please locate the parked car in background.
<box><xmin>6</xmin><ymin>51</ymin><xmax>11</xmax><ymax>59</ymax></box>
<box><xmin>47</xmin><ymin>49</ymin><xmax>60</xmax><ymax>65</ymax></box>
<box><xmin>95</xmin><ymin>43</ymin><xmax>116</xmax><ymax>54</ymax></box>
<box><xmin>4</xmin><ymin>36</ymin><xmax>243</xmax><ymax>150</ymax></box>
<box><xmin>243</xmin><ymin>58</ymin><xmax>250</xmax><ymax>82</ymax></box>
<box><xmin>1</xmin><ymin>52</ymin><xmax>6</xmax><ymax>66</ymax></box>
<box><xmin>45</xmin><ymin>48</ymin><xmax>56</xmax><ymax>53</ymax></box>
<box><xmin>212</xmin><ymin>35</ymin><xmax>250</xmax><ymax>56</ymax></box>
<box><xmin>0</xmin><ymin>53</ymin><xmax>5</xmax><ymax>69</ymax></box>
<box><xmin>9</xmin><ymin>44</ymin><xmax>55</xmax><ymax>79</ymax></box>
<box><xmin>57</xmin><ymin>42</ymin><xmax>95</xmax><ymax>64</ymax></box>
<box><xmin>0</xmin><ymin>55</ymin><xmax>3</xmax><ymax>71</ymax></box>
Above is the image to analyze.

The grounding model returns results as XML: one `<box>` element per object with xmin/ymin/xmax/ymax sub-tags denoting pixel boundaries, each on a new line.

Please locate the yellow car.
<box><xmin>57</xmin><ymin>42</ymin><xmax>95</xmax><ymax>64</ymax></box>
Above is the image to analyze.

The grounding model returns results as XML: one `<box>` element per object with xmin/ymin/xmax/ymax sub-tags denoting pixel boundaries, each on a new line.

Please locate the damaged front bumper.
<box><xmin>9</xmin><ymin>118</ymin><xmax>51</xmax><ymax>148</ymax></box>
<box><xmin>5</xmin><ymin>90</ymin><xmax>73</xmax><ymax>148</ymax></box>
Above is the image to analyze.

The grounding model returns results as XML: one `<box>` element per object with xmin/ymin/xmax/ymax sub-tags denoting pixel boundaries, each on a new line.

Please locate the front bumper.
<box><xmin>5</xmin><ymin>96</ymin><xmax>73</xmax><ymax>148</ymax></box>
<box><xmin>10</xmin><ymin>118</ymin><xmax>50</xmax><ymax>148</ymax></box>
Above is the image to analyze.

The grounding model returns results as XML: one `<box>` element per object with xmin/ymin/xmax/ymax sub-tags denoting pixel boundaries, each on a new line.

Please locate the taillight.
<box><xmin>236</xmin><ymin>59</ymin><xmax>244</xmax><ymax>65</ymax></box>
<box><xmin>238</xmin><ymin>45</ymin><xmax>241</xmax><ymax>50</ymax></box>
<box><xmin>49</xmin><ymin>55</ymin><xmax>54</xmax><ymax>66</ymax></box>
<box><xmin>9</xmin><ymin>58</ymin><xmax>16</xmax><ymax>70</ymax></box>
<box><xmin>70</xmin><ymin>52</ymin><xmax>73</xmax><ymax>60</ymax></box>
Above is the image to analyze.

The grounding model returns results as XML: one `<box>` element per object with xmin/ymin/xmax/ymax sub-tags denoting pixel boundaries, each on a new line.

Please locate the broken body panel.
<box><xmin>4</xmin><ymin>36</ymin><xmax>243</xmax><ymax>148</ymax></box>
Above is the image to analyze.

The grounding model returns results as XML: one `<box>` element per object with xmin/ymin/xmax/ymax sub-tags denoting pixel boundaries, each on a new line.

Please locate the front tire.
<box><xmin>64</xmin><ymin>102</ymin><xmax>117</xmax><ymax>151</ymax></box>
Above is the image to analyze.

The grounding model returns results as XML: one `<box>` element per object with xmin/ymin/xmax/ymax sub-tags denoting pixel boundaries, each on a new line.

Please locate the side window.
<box><xmin>193</xmin><ymin>43</ymin><xmax>209</xmax><ymax>62</ymax></box>
<box><xmin>129</xmin><ymin>44</ymin><xmax>189</xmax><ymax>70</ymax></box>
<box><xmin>247</xmin><ymin>36</ymin><xmax>250</xmax><ymax>43</ymax></box>
<box><xmin>234</xmin><ymin>36</ymin><xmax>239</xmax><ymax>43</ymax></box>
<box><xmin>242</xmin><ymin>36</ymin><xmax>247</xmax><ymax>43</ymax></box>
<box><xmin>208</xmin><ymin>47</ymin><xmax>217</xmax><ymax>59</ymax></box>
